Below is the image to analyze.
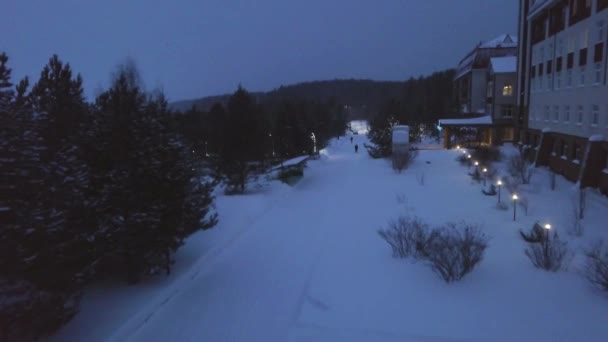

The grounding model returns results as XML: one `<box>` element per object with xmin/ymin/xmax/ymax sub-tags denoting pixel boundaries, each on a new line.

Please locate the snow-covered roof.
<box><xmin>438</xmin><ymin>115</ymin><xmax>493</xmax><ymax>126</ymax></box>
<box><xmin>589</xmin><ymin>135</ymin><xmax>605</xmax><ymax>142</ymax></box>
<box><xmin>480</xmin><ymin>34</ymin><xmax>517</xmax><ymax>48</ymax></box>
<box><xmin>490</xmin><ymin>56</ymin><xmax>517</xmax><ymax>73</ymax></box>
<box><xmin>455</xmin><ymin>34</ymin><xmax>518</xmax><ymax>80</ymax></box>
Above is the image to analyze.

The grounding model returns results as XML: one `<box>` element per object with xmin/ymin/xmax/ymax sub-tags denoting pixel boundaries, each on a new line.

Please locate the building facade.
<box><xmin>443</xmin><ymin>35</ymin><xmax>518</xmax><ymax>147</ymax></box>
<box><xmin>518</xmin><ymin>0</ymin><xmax>608</xmax><ymax>193</ymax></box>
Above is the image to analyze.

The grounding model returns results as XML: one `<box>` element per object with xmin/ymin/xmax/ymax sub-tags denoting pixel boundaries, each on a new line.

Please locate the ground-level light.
<box><xmin>497</xmin><ymin>179</ymin><xmax>502</xmax><ymax>203</ymax></box>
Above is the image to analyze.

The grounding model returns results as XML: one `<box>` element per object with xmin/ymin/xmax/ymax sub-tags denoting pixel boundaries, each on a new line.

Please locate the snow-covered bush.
<box><xmin>472</xmin><ymin>146</ymin><xmax>501</xmax><ymax>164</ymax></box>
<box><xmin>423</xmin><ymin>222</ymin><xmax>488</xmax><ymax>283</ymax></box>
<box><xmin>377</xmin><ymin>215</ymin><xmax>432</xmax><ymax>259</ymax></box>
<box><xmin>583</xmin><ymin>241</ymin><xmax>608</xmax><ymax>292</ymax></box>
<box><xmin>391</xmin><ymin>148</ymin><xmax>418</xmax><ymax>173</ymax></box>
<box><xmin>519</xmin><ymin>222</ymin><xmax>546</xmax><ymax>243</ymax></box>
<box><xmin>524</xmin><ymin>230</ymin><xmax>570</xmax><ymax>271</ymax></box>
<box><xmin>456</xmin><ymin>153</ymin><xmax>471</xmax><ymax>166</ymax></box>
<box><xmin>508</xmin><ymin>149</ymin><xmax>534</xmax><ymax>184</ymax></box>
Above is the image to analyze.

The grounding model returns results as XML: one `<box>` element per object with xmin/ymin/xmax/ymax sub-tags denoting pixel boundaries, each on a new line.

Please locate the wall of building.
<box><xmin>526</xmin><ymin>3</ymin><xmax>608</xmax><ymax>139</ymax></box>
<box><xmin>470</xmin><ymin>69</ymin><xmax>489</xmax><ymax>113</ymax></box>
<box><xmin>491</xmin><ymin>73</ymin><xmax>518</xmax><ymax>119</ymax></box>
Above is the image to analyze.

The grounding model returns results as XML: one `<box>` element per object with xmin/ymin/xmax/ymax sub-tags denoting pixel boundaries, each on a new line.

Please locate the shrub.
<box><xmin>524</xmin><ymin>230</ymin><xmax>570</xmax><ymax>271</ymax></box>
<box><xmin>278</xmin><ymin>166</ymin><xmax>304</xmax><ymax>185</ymax></box>
<box><xmin>391</xmin><ymin>148</ymin><xmax>418</xmax><ymax>173</ymax></box>
<box><xmin>482</xmin><ymin>184</ymin><xmax>497</xmax><ymax>196</ymax></box>
<box><xmin>519</xmin><ymin>222</ymin><xmax>546</xmax><ymax>243</ymax></box>
<box><xmin>508</xmin><ymin>149</ymin><xmax>534</xmax><ymax>184</ymax></box>
<box><xmin>377</xmin><ymin>215</ymin><xmax>431</xmax><ymax>259</ymax></box>
<box><xmin>424</xmin><ymin>222</ymin><xmax>488</xmax><ymax>283</ymax></box>
<box><xmin>583</xmin><ymin>241</ymin><xmax>608</xmax><ymax>292</ymax></box>
<box><xmin>471</xmin><ymin>146</ymin><xmax>501</xmax><ymax>164</ymax></box>
<box><xmin>470</xmin><ymin>168</ymin><xmax>481</xmax><ymax>182</ymax></box>
<box><xmin>456</xmin><ymin>153</ymin><xmax>471</xmax><ymax>166</ymax></box>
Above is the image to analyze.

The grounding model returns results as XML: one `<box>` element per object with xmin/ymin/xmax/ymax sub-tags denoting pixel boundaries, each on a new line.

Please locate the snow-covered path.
<box><xmin>58</xmin><ymin>131</ymin><xmax>608</xmax><ymax>342</ymax></box>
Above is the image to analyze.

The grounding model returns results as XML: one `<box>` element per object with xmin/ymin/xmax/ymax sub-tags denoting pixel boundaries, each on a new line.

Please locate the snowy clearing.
<box><xmin>54</xmin><ymin>131</ymin><xmax>608</xmax><ymax>342</ymax></box>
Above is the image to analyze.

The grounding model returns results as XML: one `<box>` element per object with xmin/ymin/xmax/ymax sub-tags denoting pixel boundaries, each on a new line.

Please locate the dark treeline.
<box><xmin>174</xmin><ymin>87</ymin><xmax>348</xmax><ymax>193</ymax></box>
<box><xmin>367</xmin><ymin>69</ymin><xmax>456</xmax><ymax>157</ymax></box>
<box><xmin>171</xmin><ymin>79</ymin><xmax>406</xmax><ymax>120</ymax></box>
<box><xmin>0</xmin><ymin>54</ymin><xmax>217</xmax><ymax>340</ymax></box>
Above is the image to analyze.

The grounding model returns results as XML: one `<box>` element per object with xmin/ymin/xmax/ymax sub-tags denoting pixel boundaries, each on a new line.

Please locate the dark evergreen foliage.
<box><xmin>1</xmin><ymin>54</ymin><xmax>218</xmax><ymax>339</ymax></box>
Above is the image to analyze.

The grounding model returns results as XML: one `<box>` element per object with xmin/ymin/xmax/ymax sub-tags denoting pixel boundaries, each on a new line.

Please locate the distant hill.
<box><xmin>170</xmin><ymin>71</ymin><xmax>456</xmax><ymax>121</ymax></box>
<box><xmin>169</xmin><ymin>79</ymin><xmax>407</xmax><ymax>118</ymax></box>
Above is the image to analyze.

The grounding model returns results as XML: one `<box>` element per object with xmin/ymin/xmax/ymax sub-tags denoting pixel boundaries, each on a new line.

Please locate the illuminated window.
<box><xmin>502</xmin><ymin>85</ymin><xmax>513</xmax><ymax>96</ymax></box>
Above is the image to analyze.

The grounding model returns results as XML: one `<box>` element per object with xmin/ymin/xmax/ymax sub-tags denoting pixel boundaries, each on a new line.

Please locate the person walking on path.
<box><xmin>355</xmin><ymin>144</ymin><xmax>359</xmax><ymax>153</ymax></box>
<box><xmin>350</xmin><ymin>136</ymin><xmax>353</xmax><ymax>144</ymax></box>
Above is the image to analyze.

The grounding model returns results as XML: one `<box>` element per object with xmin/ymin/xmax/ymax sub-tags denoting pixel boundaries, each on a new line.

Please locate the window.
<box><xmin>567</xmin><ymin>70</ymin><xmax>573</xmax><ymax>87</ymax></box>
<box><xmin>571</xmin><ymin>143</ymin><xmax>581</xmax><ymax>161</ymax></box>
<box><xmin>564</xmin><ymin>105</ymin><xmax>570</xmax><ymax>122</ymax></box>
<box><xmin>580</xmin><ymin>66</ymin><xmax>585</xmax><ymax>86</ymax></box>
<box><xmin>561</xmin><ymin>140</ymin><xmax>568</xmax><ymax>156</ymax></box>
<box><xmin>502</xmin><ymin>84</ymin><xmax>513</xmax><ymax>96</ymax></box>
<box><xmin>501</xmin><ymin>105</ymin><xmax>513</xmax><ymax>118</ymax></box>
<box><xmin>577</xmin><ymin>105</ymin><xmax>584</xmax><ymax>125</ymax></box>
<box><xmin>592</xmin><ymin>105</ymin><xmax>600</xmax><ymax>126</ymax></box>
<box><xmin>581</xmin><ymin>28</ymin><xmax>589</xmax><ymax>49</ymax></box>
<box><xmin>595</xmin><ymin>63</ymin><xmax>602</xmax><ymax>84</ymax></box>
<box><xmin>545</xmin><ymin>105</ymin><xmax>550</xmax><ymax>121</ymax></box>
<box><xmin>598</xmin><ymin>21</ymin><xmax>604</xmax><ymax>43</ymax></box>
<box><xmin>579</xmin><ymin>48</ymin><xmax>588</xmax><ymax>66</ymax></box>
<box><xmin>553</xmin><ymin>105</ymin><xmax>560</xmax><ymax>122</ymax></box>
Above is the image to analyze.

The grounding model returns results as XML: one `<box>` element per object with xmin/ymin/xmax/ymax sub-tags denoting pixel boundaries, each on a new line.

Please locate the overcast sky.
<box><xmin>1</xmin><ymin>0</ymin><xmax>517</xmax><ymax>102</ymax></box>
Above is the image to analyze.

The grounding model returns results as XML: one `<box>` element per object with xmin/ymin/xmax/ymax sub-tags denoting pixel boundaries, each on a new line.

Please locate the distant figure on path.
<box><xmin>350</xmin><ymin>136</ymin><xmax>353</xmax><ymax>144</ymax></box>
<box><xmin>355</xmin><ymin>144</ymin><xmax>359</xmax><ymax>153</ymax></box>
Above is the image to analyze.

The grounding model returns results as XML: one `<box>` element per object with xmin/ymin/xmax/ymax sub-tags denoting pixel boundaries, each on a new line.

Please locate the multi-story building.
<box><xmin>442</xmin><ymin>35</ymin><xmax>518</xmax><ymax>147</ymax></box>
<box><xmin>518</xmin><ymin>0</ymin><xmax>608</xmax><ymax>193</ymax></box>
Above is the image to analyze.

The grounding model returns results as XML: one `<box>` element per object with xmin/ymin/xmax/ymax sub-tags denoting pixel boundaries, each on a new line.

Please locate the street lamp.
<box><xmin>544</xmin><ymin>223</ymin><xmax>551</xmax><ymax>241</ymax></box>
<box><xmin>310</xmin><ymin>132</ymin><xmax>317</xmax><ymax>154</ymax></box>
<box><xmin>269</xmin><ymin>132</ymin><xmax>275</xmax><ymax>157</ymax></box>
<box><xmin>512</xmin><ymin>194</ymin><xmax>519</xmax><ymax>221</ymax></box>
<box><xmin>456</xmin><ymin>145</ymin><xmax>461</xmax><ymax>150</ymax></box>
<box><xmin>496</xmin><ymin>179</ymin><xmax>502</xmax><ymax>203</ymax></box>
<box><xmin>482</xmin><ymin>167</ymin><xmax>488</xmax><ymax>186</ymax></box>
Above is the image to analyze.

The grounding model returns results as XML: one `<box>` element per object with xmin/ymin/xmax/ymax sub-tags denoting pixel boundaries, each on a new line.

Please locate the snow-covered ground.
<box><xmin>54</xmin><ymin>129</ymin><xmax>608</xmax><ymax>342</ymax></box>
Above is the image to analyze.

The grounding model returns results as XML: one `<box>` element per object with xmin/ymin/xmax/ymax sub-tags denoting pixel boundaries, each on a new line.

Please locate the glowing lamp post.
<box><xmin>512</xmin><ymin>194</ymin><xmax>519</xmax><ymax>221</ymax></box>
<box><xmin>544</xmin><ymin>223</ymin><xmax>551</xmax><ymax>241</ymax></box>
<box><xmin>456</xmin><ymin>145</ymin><xmax>461</xmax><ymax>150</ymax></box>
<box><xmin>482</xmin><ymin>167</ymin><xmax>488</xmax><ymax>186</ymax></box>
<box><xmin>496</xmin><ymin>179</ymin><xmax>502</xmax><ymax>203</ymax></box>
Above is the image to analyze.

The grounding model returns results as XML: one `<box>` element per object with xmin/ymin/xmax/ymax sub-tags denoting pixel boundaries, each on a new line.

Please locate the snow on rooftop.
<box><xmin>480</xmin><ymin>34</ymin><xmax>517</xmax><ymax>48</ymax></box>
<box><xmin>589</xmin><ymin>134</ymin><xmax>605</xmax><ymax>142</ymax></box>
<box><xmin>490</xmin><ymin>56</ymin><xmax>517</xmax><ymax>73</ymax></box>
<box><xmin>438</xmin><ymin>115</ymin><xmax>492</xmax><ymax>126</ymax></box>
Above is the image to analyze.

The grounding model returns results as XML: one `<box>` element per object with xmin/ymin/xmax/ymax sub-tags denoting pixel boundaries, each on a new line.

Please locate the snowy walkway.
<box><xmin>56</xmin><ymin>133</ymin><xmax>608</xmax><ymax>342</ymax></box>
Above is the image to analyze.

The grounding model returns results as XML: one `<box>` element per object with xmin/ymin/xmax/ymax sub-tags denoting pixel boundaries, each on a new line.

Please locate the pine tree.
<box><xmin>0</xmin><ymin>53</ymin><xmax>88</xmax><ymax>341</ymax></box>
<box><xmin>85</xmin><ymin>63</ymin><xmax>217</xmax><ymax>283</ymax></box>
<box><xmin>214</xmin><ymin>86</ymin><xmax>266</xmax><ymax>194</ymax></box>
